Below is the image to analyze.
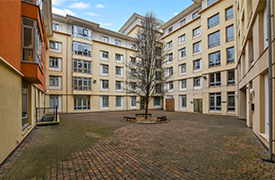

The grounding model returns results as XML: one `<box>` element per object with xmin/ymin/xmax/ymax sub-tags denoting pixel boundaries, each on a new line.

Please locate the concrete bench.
<box><xmin>124</xmin><ymin>116</ymin><xmax>136</xmax><ymax>122</ymax></box>
<box><xmin>157</xmin><ymin>116</ymin><xmax>166</xmax><ymax>122</ymax></box>
<box><xmin>135</xmin><ymin>113</ymin><xmax>152</xmax><ymax>117</ymax></box>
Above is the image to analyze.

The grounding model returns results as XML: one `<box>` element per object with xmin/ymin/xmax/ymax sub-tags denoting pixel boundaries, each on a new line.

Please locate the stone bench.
<box><xmin>124</xmin><ymin>116</ymin><xmax>136</xmax><ymax>122</ymax></box>
<box><xmin>135</xmin><ymin>113</ymin><xmax>152</xmax><ymax>117</ymax></box>
<box><xmin>157</xmin><ymin>116</ymin><xmax>166</xmax><ymax>122</ymax></box>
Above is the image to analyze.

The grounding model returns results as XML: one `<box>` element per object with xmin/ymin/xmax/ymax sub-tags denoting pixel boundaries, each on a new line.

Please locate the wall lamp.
<box><xmin>203</xmin><ymin>76</ymin><xmax>207</xmax><ymax>79</ymax></box>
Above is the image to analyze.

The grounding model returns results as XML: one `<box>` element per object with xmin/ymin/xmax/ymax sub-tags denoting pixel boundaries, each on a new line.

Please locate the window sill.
<box><xmin>130</xmin><ymin>106</ymin><xmax>137</xmax><ymax>109</ymax></box>
<box><xmin>193</xmin><ymin>34</ymin><xmax>201</xmax><ymax>39</ymax></box>
<box><xmin>259</xmin><ymin>133</ymin><xmax>269</xmax><ymax>142</ymax></box>
<box><xmin>154</xmin><ymin>105</ymin><xmax>161</xmax><ymax>108</ymax></box>
<box><xmin>116</xmin><ymin>90</ymin><xmax>123</xmax><ymax>92</ymax></box>
<box><xmin>179</xmin><ymin>57</ymin><xmax>186</xmax><ymax>61</ymax></box>
<box><xmin>180</xmin><ymin>107</ymin><xmax>187</xmax><ymax>111</ymax></box>
<box><xmin>115</xmin><ymin>75</ymin><xmax>123</xmax><ymax>78</ymax></box>
<box><xmin>116</xmin><ymin>107</ymin><xmax>124</xmax><ymax>109</ymax></box>
<box><xmin>227</xmin><ymin>111</ymin><xmax>235</xmax><ymax>114</ymax></box>
<box><xmin>193</xmin><ymin>52</ymin><xmax>201</xmax><ymax>56</ymax></box>
<box><xmin>194</xmin><ymin>86</ymin><xmax>202</xmax><ymax>90</ymax></box>
<box><xmin>100</xmin><ymin>74</ymin><xmax>109</xmax><ymax>76</ymax></box>
<box><xmin>179</xmin><ymin>41</ymin><xmax>186</xmax><ymax>46</ymax></box>
<box><xmin>100</xmin><ymin>89</ymin><xmax>109</xmax><ymax>92</ymax></box>
<box><xmin>168</xmin><ymin>90</ymin><xmax>173</xmax><ymax>92</ymax></box>
<box><xmin>209</xmin><ymin>110</ymin><xmax>221</xmax><ymax>113</ymax></box>
<box><xmin>180</xmin><ymin>88</ymin><xmax>187</xmax><ymax>91</ymax></box>
<box><xmin>193</xmin><ymin>69</ymin><xmax>202</xmax><ymax>73</ymax></box>
<box><xmin>100</xmin><ymin>58</ymin><xmax>109</xmax><ymax>61</ymax></box>
<box><xmin>22</xmin><ymin>124</ymin><xmax>32</xmax><ymax>136</ymax></box>
<box><xmin>100</xmin><ymin>107</ymin><xmax>109</xmax><ymax>110</ymax></box>
<box><xmin>179</xmin><ymin>73</ymin><xmax>186</xmax><ymax>76</ymax></box>
<box><xmin>116</xmin><ymin>61</ymin><xmax>123</xmax><ymax>63</ymax></box>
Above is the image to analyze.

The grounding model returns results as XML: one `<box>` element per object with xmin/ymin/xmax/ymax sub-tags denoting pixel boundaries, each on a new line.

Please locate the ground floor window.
<box><xmin>180</xmin><ymin>95</ymin><xmax>187</xmax><ymax>109</ymax></box>
<box><xmin>228</xmin><ymin>92</ymin><xmax>235</xmax><ymax>112</ymax></box>
<box><xmin>74</xmin><ymin>95</ymin><xmax>90</xmax><ymax>110</ymax></box>
<box><xmin>101</xmin><ymin>96</ymin><xmax>109</xmax><ymax>109</ymax></box>
<box><xmin>49</xmin><ymin>95</ymin><xmax>58</xmax><ymax>108</ymax></box>
<box><xmin>209</xmin><ymin>93</ymin><xmax>221</xmax><ymax>111</ymax></box>
<box><xmin>130</xmin><ymin>96</ymin><xmax>136</xmax><ymax>108</ymax></box>
<box><xmin>22</xmin><ymin>82</ymin><xmax>29</xmax><ymax>129</ymax></box>
<box><xmin>116</xmin><ymin>96</ymin><xmax>123</xmax><ymax>108</ymax></box>
<box><xmin>154</xmin><ymin>97</ymin><xmax>160</xmax><ymax>107</ymax></box>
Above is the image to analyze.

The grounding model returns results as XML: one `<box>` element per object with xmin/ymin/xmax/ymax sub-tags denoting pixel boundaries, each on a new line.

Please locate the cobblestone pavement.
<box><xmin>0</xmin><ymin>110</ymin><xmax>275</xmax><ymax>179</ymax></box>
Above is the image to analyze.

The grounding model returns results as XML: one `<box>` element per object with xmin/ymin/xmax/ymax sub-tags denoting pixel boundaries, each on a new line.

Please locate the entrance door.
<box><xmin>140</xmin><ymin>97</ymin><xmax>145</xmax><ymax>109</ymax></box>
<box><xmin>194</xmin><ymin>99</ymin><xmax>202</xmax><ymax>113</ymax></box>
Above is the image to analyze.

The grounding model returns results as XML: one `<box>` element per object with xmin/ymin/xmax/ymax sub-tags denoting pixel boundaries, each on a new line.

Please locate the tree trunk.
<box><xmin>145</xmin><ymin>96</ymin><xmax>149</xmax><ymax>119</ymax></box>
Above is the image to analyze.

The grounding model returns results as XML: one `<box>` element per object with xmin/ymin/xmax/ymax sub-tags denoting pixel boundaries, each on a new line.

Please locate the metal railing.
<box><xmin>36</xmin><ymin>106</ymin><xmax>58</xmax><ymax>126</ymax></box>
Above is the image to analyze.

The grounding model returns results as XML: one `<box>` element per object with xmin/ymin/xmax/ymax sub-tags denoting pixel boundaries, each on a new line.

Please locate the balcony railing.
<box><xmin>36</xmin><ymin>106</ymin><xmax>59</xmax><ymax>126</ymax></box>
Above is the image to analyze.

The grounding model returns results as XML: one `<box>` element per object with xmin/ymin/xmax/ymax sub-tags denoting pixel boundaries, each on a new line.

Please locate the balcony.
<box><xmin>21</xmin><ymin>61</ymin><xmax>43</xmax><ymax>84</ymax></box>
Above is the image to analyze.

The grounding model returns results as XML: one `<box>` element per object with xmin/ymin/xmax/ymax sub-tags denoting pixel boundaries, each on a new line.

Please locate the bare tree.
<box><xmin>126</xmin><ymin>12</ymin><xmax>168</xmax><ymax>119</ymax></box>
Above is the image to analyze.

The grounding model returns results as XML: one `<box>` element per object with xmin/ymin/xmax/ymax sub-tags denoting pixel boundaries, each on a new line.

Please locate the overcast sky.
<box><xmin>52</xmin><ymin>0</ymin><xmax>194</xmax><ymax>31</ymax></box>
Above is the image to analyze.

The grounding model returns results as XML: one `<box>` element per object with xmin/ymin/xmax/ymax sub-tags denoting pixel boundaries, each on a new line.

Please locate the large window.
<box><xmin>100</xmin><ymin>80</ymin><xmax>109</xmax><ymax>91</ymax></box>
<box><xmin>180</xmin><ymin>95</ymin><xmax>187</xmax><ymax>109</ymax></box>
<box><xmin>179</xmin><ymin>48</ymin><xmax>186</xmax><ymax>59</ymax></box>
<box><xmin>73</xmin><ymin>41</ymin><xmax>92</xmax><ymax>57</ymax></box>
<box><xmin>179</xmin><ymin>64</ymin><xmax>186</xmax><ymax>75</ymax></box>
<box><xmin>73</xmin><ymin>59</ymin><xmax>91</xmax><ymax>73</ymax></box>
<box><xmin>226</xmin><ymin>6</ymin><xmax>233</xmax><ymax>20</ymax></box>
<box><xmin>228</xmin><ymin>70</ymin><xmax>235</xmax><ymax>85</ymax></box>
<box><xmin>116</xmin><ymin>96</ymin><xmax>123</xmax><ymax>108</ymax></box>
<box><xmin>100</xmin><ymin>64</ymin><xmax>109</xmax><ymax>75</ymax></box>
<box><xmin>208</xmin><ymin>13</ymin><xmax>219</xmax><ymax>28</ymax></box>
<box><xmin>227</xmin><ymin>47</ymin><xmax>234</xmax><ymax>63</ymax></box>
<box><xmin>116</xmin><ymin>81</ymin><xmax>123</xmax><ymax>91</ymax></box>
<box><xmin>50</xmin><ymin>41</ymin><xmax>59</xmax><ymax>50</ymax></box>
<box><xmin>167</xmin><ymin>53</ymin><xmax>173</xmax><ymax>63</ymax></box>
<box><xmin>167</xmin><ymin>67</ymin><xmax>173</xmax><ymax>77</ymax></box>
<box><xmin>49</xmin><ymin>57</ymin><xmax>59</xmax><ymax>68</ymax></box>
<box><xmin>115</xmin><ymin>54</ymin><xmax>123</xmax><ymax>62</ymax></box>
<box><xmin>193</xmin><ymin>27</ymin><xmax>201</xmax><ymax>37</ymax></box>
<box><xmin>210</xmin><ymin>93</ymin><xmax>221</xmax><ymax>111</ymax></box>
<box><xmin>194</xmin><ymin>77</ymin><xmax>201</xmax><ymax>88</ymax></box>
<box><xmin>179</xmin><ymin>34</ymin><xmax>186</xmax><ymax>44</ymax></box>
<box><xmin>74</xmin><ymin>95</ymin><xmax>90</xmax><ymax>110</ymax></box>
<box><xmin>101</xmin><ymin>96</ymin><xmax>109</xmax><ymax>109</ymax></box>
<box><xmin>154</xmin><ymin>97</ymin><xmax>161</xmax><ymax>107</ymax></box>
<box><xmin>73</xmin><ymin>77</ymin><xmax>92</xmax><ymax>90</ymax></box>
<box><xmin>226</xmin><ymin>25</ymin><xmax>234</xmax><ymax>42</ymax></box>
<box><xmin>208</xmin><ymin>31</ymin><xmax>220</xmax><ymax>48</ymax></box>
<box><xmin>115</xmin><ymin>66</ymin><xmax>123</xmax><ymax>76</ymax></box>
<box><xmin>49</xmin><ymin>95</ymin><xmax>58</xmax><ymax>108</ymax></box>
<box><xmin>168</xmin><ymin>81</ymin><xmax>173</xmax><ymax>91</ymax></box>
<box><xmin>72</xmin><ymin>24</ymin><xmax>92</xmax><ymax>40</ymax></box>
<box><xmin>180</xmin><ymin>79</ymin><xmax>187</xmax><ymax>90</ymax></box>
<box><xmin>193</xmin><ymin>59</ymin><xmax>201</xmax><ymax>71</ymax></box>
<box><xmin>49</xmin><ymin>76</ymin><xmax>59</xmax><ymax>86</ymax></box>
<box><xmin>209</xmin><ymin>72</ymin><xmax>221</xmax><ymax>87</ymax></box>
<box><xmin>209</xmin><ymin>51</ymin><xmax>220</xmax><ymax>67</ymax></box>
<box><xmin>130</xmin><ymin>96</ymin><xmax>137</xmax><ymax>108</ymax></box>
<box><xmin>228</xmin><ymin>92</ymin><xmax>235</xmax><ymax>112</ymax></box>
<box><xmin>193</xmin><ymin>42</ymin><xmax>201</xmax><ymax>54</ymax></box>
<box><xmin>167</xmin><ymin>41</ymin><xmax>173</xmax><ymax>49</ymax></box>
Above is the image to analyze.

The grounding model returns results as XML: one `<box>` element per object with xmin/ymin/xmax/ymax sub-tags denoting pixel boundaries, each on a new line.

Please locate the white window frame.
<box><xmin>179</xmin><ymin>79</ymin><xmax>187</xmax><ymax>91</ymax></box>
<box><xmin>131</xmin><ymin>44</ymin><xmax>136</xmax><ymax>49</ymax></box>
<box><xmin>49</xmin><ymin>57</ymin><xmax>62</xmax><ymax>71</ymax></box>
<box><xmin>167</xmin><ymin>41</ymin><xmax>173</xmax><ymax>49</ymax></box>
<box><xmin>226</xmin><ymin>25</ymin><xmax>234</xmax><ymax>42</ymax></box>
<box><xmin>100</xmin><ymin>96</ymin><xmax>109</xmax><ymax>110</ymax></box>
<box><xmin>209</xmin><ymin>72</ymin><xmax>221</xmax><ymax>87</ymax></box>
<box><xmin>192</xmin><ymin>10</ymin><xmax>199</xmax><ymax>19</ymax></box>
<box><xmin>209</xmin><ymin>51</ymin><xmax>221</xmax><ymax>67</ymax></box>
<box><xmin>74</xmin><ymin>95</ymin><xmax>90</xmax><ymax>110</ymax></box>
<box><xmin>180</xmin><ymin>19</ymin><xmax>186</xmax><ymax>26</ymax></box>
<box><xmin>168</xmin><ymin>27</ymin><xmax>173</xmax><ymax>33</ymax></box>
<box><xmin>115</xmin><ymin>66</ymin><xmax>123</xmax><ymax>77</ymax></box>
<box><xmin>100</xmin><ymin>64</ymin><xmax>109</xmax><ymax>76</ymax></box>
<box><xmin>179</xmin><ymin>48</ymin><xmax>186</xmax><ymax>60</ymax></box>
<box><xmin>102</xmin><ymin>36</ymin><xmax>109</xmax><ymax>43</ymax></box>
<box><xmin>194</xmin><ymin>77</ymin><xmax>202</xmax><ymax>89</ymax></box>
<box><xmin>116</xmin><ymin>81</ymin><xmax>123</xmax><ymax>91</ymax></box>
<box><xmin>49</xmin><ymin>76</ymin><xmax>62</xmax><ymax>90</ymax></box>
<box><xmin>100</xmin><ymin>51</ymin><xmax>109</xmax><ymax>60</ymax></box>
<box><xmin>100</xmin><ymin>80</ymin><xmax>109</xmax><ymax>91</ymax></box>
<box><xmin>193</xmin><ymin>41</ymin><xmax>201</xmax><ymax>55</ymax></box>
<box><xmin>72</xmin><ymin>41</ymin><xmax>91</xmax><ymax>57</ymax></box>
<box><xmin>179</xmin><ymin>34</ymin><xmax>186</xmax><ymax>45</ymax></box>
<box><xmin>167</xmin><ymin>67</ymin><xmax>173</xmax><ymax>77</ymax></box>
<box><xmin>50</xmin><ymin>95</ymin><xmax>62</xmax><ymax>112</ymax></box>
<box><xmin>72</xmin><ymin>77</ymin><xmax>92</xmax><ymax>91</ymax></box>
<box><xmin>53</xmin><ymin>23</ymin><xmax>59</xmax><ymax>31</ymax></box>
<box><xmin>130</xmin><ymin>96</ymin><xmax>137</xmax><ymax>109</ymax></box>
<box><xmin>168</xmin><ymin>81</ymin><xmax>173</xmax><ymax>92</ymax></box>
<box><xmin>116</xmin><ymin>96</ymin><xmax>124</xmax><ymax>109</ymax></box>
<box><xmin>115</xmin><ymin>54</ymin><xmax>123</xmax><ymax>63</ymax></box>
<box><xmin>193</xmin><ymin>59</ymin><xmax>202</xmax><ymax>72</ymax></box>
<box><xmin>179</xmin><ymin>64</ymin><xmax>186</xmax><ymax>75</ymax></box>
<box><xmin>115</xmin><ymin>39</ymin><xmax>121</xmax><ymax>46</ymax></box>
<box><xmin>180</xmin><ymin>95</ymin><xmax>187</xmax><ymax>110</ymax></box>
<box><xmin>210</xmin><ymin>93</ymin><xmax>221</xmax><ymax>112</ymax></box>
<box><xmin>73</xmin><ymin>24</ymin><xmax>92</xmax><ymax>40</ymax></box>
<box><xmin>193</xmin><ymin>27</ymin><xmax>201</xmax><ymax>38</ymax></box>
<box><xmin>167</xmin><ymin>53</ymin><xmax>173</xmax><ymax>63</ymax></box>
<box><xmin>73</xmin><ymin>59</ymin><xmax>92</xmax><ymax>74</ymax></box>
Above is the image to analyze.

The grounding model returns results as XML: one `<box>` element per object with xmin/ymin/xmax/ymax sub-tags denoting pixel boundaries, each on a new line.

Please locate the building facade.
<box><xmin>0</xmin><ymin>0</ymin><xmax>52</xmax><ymax>164</ymax></box>
<box><xmin>236</xmin><ymin>0</ymin><xmax>275</xmax><ymax>158</ymax></box>
<box><xmin>46</xmin><ymin>14</ymin><xmax>164</xmax><ymax>113</ymax></box>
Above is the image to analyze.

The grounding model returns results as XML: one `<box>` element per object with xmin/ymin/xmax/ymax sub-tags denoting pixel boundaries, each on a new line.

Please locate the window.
<box><xmin>73</xmin><ymin>59</ymin><xmax>92</xmax><ymax>73</ymax></box>
<box><xmin>50</xmin><ymin>41</ymin><xmax>59</xmax><ymax>50</ymax></box>
<box><xmin>116</xmin><ymin>81</ymin><xmax>123</xmax><ymax>91</ymax></box>
<box><xmin>101</xmin><ymin>96</ymin><xmax>109</xmax><ymax>109</ymax></box>
<box><xmin>209</xmin><ymin>72</ymin><xmax>221</xmax><ymax>87</ymax></box>
<box><xmin>228</xmin><ymin>70</ymin><xmax>235</xmax><ymax>85</ymax></box>
<box><xmin>180</xmin><ymin>79</ymin><xmax>187</xmax><ymax>90</ymax></box>
<box><xmin>179</xmin><ymin>34</ymin><xmax>186</xmax><ymax>44</ymax></box>
<box><xmin>167</xmin><ymin>41</ymin><xmax>173</xmax><ymax>49</ymax></box>
<box><xmin>115</xmin><ymin>66</ymin><xmax>123</xmax><ymax>76</ymax></box>
<box><xmin>100</xmin><ymin>64</ymin><xmax>109</xmax><ymax>75</ymax></box>
<box><xmin>210</xmin><ymin>93</ymin><xmax>221</xmax><ymax>111</ymax></box>
<box><xmin>168</xmin><ymin>27</ymin><xmax>173</xmax><ymax>33</ymax></box>
<box><xmin>154</xmin><ymin>97</ymin><xmax>161</xmax><ymax>107</ymax></box>
<box><xmin>180</xmin><ymin>19</ymin><xmax>186</xmax><ymax>26</ymax></box>
<box><xmin>116</xmin><ymin>96</ymin><xmax>123</xmax><ymax>108</ymax></box>
<box><xmin>227</xmin><ymin>47</ymin><xmax>234</xmax><ymax>63</ymax></box>
<box><xmin>72</xmin><ymin>24</ymin><xmax>92</xmax><ymax>40</ymax></box>
<box><xmin>115</xmin><ymin>39</ymin><xmax>121</xmax><ymax>46</ymax></box>
<box><xmin>130</xmin><ymin>57</ymin><xmax>136</xmax><ymax>65</ymax></box>
<box><xmin>102</xmin><ymin>36</ymin><xmax>109</xmax><ymax>43</ymax></box>
<box><xmin>73</xmin><ymin>77</ymin><xmax>92</xmax><ymax>90</ymax></box>
<box><xmin>156</xmin><ymin>71</ymin><xmax>162</xmax><ymax>81</ymax></box>
<box><xmin>53</xmin><ymin>23</ymin><xmax>59</xmax><ymax>31</ymax></box>
<box><xmin>130</xmin><ymin>82</ymin><xmax>136</xmax><ymax>91</ymax></box>
<box><xmin>208</xmin><ymin>14</ymin><xmax>219</xmax><ymax>28</ymax></box>
<box><xmin>194</xmin><ymin>77</ymin><xmax>201</xmax><ymax>88</ymax></box>
<box><xmin>180</xmin><ymin>95</ymin><xmax>187</xmax><ymax>109</ymax></box>
<box><xmin>193</xmin><ymin>41</ymin><xmax>201</xmax><ymax>54</ymax></box>
<box><xmin>179</xmin><ymin>64</ymin><xmax>186</xmax><ymax>75</ymax></box>
<box><xmin>167</xmin><ymin>67</ymin><xmax>173</xmax><ymax>77</ymax></box>
<box><xmin>74</xmin><ymin>95</ymin><xmax>90</xmax><ymax>110</ymax></box>
<box><xmin>115</xmin><ymin>54</ymin><xmax>123</xmax><ymax>62</ymax></box>
<box><xmin>155</xmin><ymin>60</ymin><xmax>161</xmax><ymax>68</ymax></box>
<box><xmin>193</xmin><ymin>27</ymin><xmax>201</xmax><ymax>37</ymax></box>
<box><xmin>156</xmin><ymin>83</ymin><xmax>162</xmax><ymax>93</ymax></box>
<box><xmin>207</xmin><ymin>0</ymin><xmax>217</xmax><ymax>6</ymax></box>
<box><xmin>72</xmin><ymin>41</ymin><xmax>92</xmax><ymax>57</ymax></box>
<box><xmin>167</xmin><ymin>53</ymin><xmax>173</xmax><ymax>62</ymax></box>
<box><xmin>22</xmin><ymin>18</ymin><xmax>34</xmax><ymax>62</ymax></box>
<box><xmin>226</xmin><ymin>6</ymin><xmax>233</xmax><ymax>20</ymax></box>
<box><xmin>192</xmin><ymin>10</ymin><xmax>199</xmax><ymax>19</ymax></box>
<box><xmin>130</xmin><ymin>69</ymin><xmax>136</xmax><ymax>78</ymax></box>
<box><xmin>193</xmin><ymin>59</ymin><xmax>201</xmax><ymax>71</ymax></box>
<box><xmin>228</xmin><ymin>92</ymin><xmax>235</xmax><ymax>112</ymax></box>
<box><xmin>100</xmin><ymin>51</ymin><xmax>109</xmax><ymax>60</ymax></box>
<box><xmin>168</xmin><ymin>81</ymin><xmax>173</xmax><ymax>91</ymax></box>
<box><xmin>49</xmin><ymin>57</ymin><xmax>59</xmax><ymax>68</ymax></box>
<box><xmin>101</xmin><ymin>80</ymin><xmax>109</xmax><ymax>90</ymax></box>
<box><xmin>179</xmin><ymin>48</ymin><xmax>186</xmax><ymax>60</ymax></box>
<box><xmin>50</xmin><ymin>76</ymin><xmax>59</xmax><ymax>86</ymax></box>
<box><xmin>226</xmin><ymin>25</ymin><xmax>234</xmax><ymax>42</ymax></box>
<box><xmin>208</xmin><ymin>31</ymin><xmax>220</xmax><ymax>48</ymax></box>
<box><xmin>209</xmin><ymin>51</ymin><xmax>221</xmax><ymax>67</ymax></box>
<box><xmin>22</xmin><ymin>82</ymin><xmax>28</xmax><ymax>129</ymax></box>
<box><xmin>49</xmin><ymin>95</ymin><xmax>58</xmax><ymax>108</ymax></box>
<box><xmin>130</xmin><ymin>96</ymin><xmax>136</xmax><ymax>108</ymax></box>
<box><xmin>131</xmin><ymin>44</ymin><xmax>136</xmax><ymax>49</ymax></box>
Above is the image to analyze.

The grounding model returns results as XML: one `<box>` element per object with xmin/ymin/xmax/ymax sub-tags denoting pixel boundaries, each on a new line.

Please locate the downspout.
<box><xmin>267</xmin><ymin>0</ymin><xmax>273</xmax><ymax>162</ymax></box>
<box><xmin>235</xmin><ymin>0</ymin><xmax>240</xmax><ymax>119</ymax></box>
<box><xmin>34</xmin><ymin>85</ymin><xmax>37</xmax><ymax>128</ymax></box>
<box><xmin>66</xmin><ymin>30</ymin><xmax>69</xmax><ymax>113</ymax></box>
<box><xmin>126</xmin><ymin>40</ymin><xmax>128</xmax><ymax>111</ymax></box>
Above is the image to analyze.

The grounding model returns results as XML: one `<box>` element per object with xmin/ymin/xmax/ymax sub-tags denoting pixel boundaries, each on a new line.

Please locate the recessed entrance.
<box><xmin>194</xmin><ymin>99</ymin><xmax>202</xmax><ymax>113</ymax></box>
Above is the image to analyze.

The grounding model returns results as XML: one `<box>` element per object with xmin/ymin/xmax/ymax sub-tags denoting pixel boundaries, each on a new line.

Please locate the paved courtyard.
<box><xmin>0</xmin><ymin>110</ymin><xmax>274</xmax><ymax>179</ymax></box>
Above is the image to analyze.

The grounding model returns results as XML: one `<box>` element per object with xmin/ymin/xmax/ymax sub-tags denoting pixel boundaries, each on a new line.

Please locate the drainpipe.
<box><xmin>267</xmin><ymin>0</ymin><xmax>273</xmax><ymax>162</ymax></box>
<box><xmin>126</xmin><ymin>40</ymin><xmax>128</xmax><ymax>111</ymax></box>
<box><xmin>66</xmin><ymin>34</ymin><xmax>69</xmax><ymax>114</ymax></box>
<box><xmin>34</xmin><ymin>85</ymin><xmax>37</xmax><ymax>128</ymax></box>
<box><xmin>235</xmin><ymin>0</ymin><xmax>240</xmax><ymax>119</ymax></box>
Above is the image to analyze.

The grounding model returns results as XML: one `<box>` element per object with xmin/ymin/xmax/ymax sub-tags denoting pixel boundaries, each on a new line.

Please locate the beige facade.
<box><xmin>160</xmin><ymin>0</ymin><xmax>237</xmax><ymax>115</ymax></box>
<box><xmin>236</xmin><ymin>0</ymin><xmax>275</xmax><ymax>157</ymax></box>
<box><xmin>46</xmin><ymin>14</ymin><xmax>163</xmax><ymax>113</ymax></box>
